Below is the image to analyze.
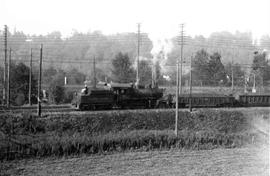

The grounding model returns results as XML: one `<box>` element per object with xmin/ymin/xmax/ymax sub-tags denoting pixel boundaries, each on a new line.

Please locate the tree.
<box><xmin>48</xmin><ymin>71</ymin><xmax>65</xmax><ymax>104</ymax></box>
<box><xmin>66</xmin><ymin>68</ymin><xmax>86</xmax><ymax>85</ymax></box>
<box><xmin>193</xmin><ymin>49</ymin><xmax>211</xmax><ymax>85</ymax></box>
<box><xmin>43</xmin><ymin>67</ymin><xmax>58</xmax><ymax>84</ymax></box>
<box><xmin>208</xmin><ymin>52</ymin><xmax>227</xmax><ymax>85</ymax></box>
<box><xmin>225</xmin><ymin>62</ymin><xmax>245</xmax><ymax>86</ymax></box>
<box><xmin>252</xmin><ymin>51</ymin><xmax>270</xmax><ymax>86</ymax></box>
<box><xmin>6</xmin><ymin>62</ymin><xmax>37</xmax><ymax>105</ymax></box>
<box><xmin>192</xmin><ymin>50</ymin><xmax>227</xmax><ymax>86</ymax></box>
<box><xmin>166</xmin><ymin>31</ymin><xmax>254</xmax><ymax>73</ymax></box>
<box><xmin>2</xmin><ymin>28</ymin><xmax>154</xmax><ymax>80</ymax></box>
<box><xmin>111</xmin><ymin>52</ymin><xmax>135</xmax><ymax>83</ymax></box>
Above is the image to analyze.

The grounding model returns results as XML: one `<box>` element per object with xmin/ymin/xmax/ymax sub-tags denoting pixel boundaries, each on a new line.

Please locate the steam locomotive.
<box><xmin>72</xmin><ymin>83</ymin><xmax>164</xmax><ymax>110</ymax></box>
<box><xmin>72</xmin><ymin>83</ymin><xmax>270</xmax><ymax>110</ymax></box>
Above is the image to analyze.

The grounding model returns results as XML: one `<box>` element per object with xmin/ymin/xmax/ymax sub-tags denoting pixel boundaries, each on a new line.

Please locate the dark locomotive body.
<box><xmin>74</xmin><ymin>89</ymin><xmax>115</xmax><ymax>110</ymax></box>
<box><xmin>111</xmin><ymin>83</ymin><xmax>163</xmax><ymax>109</ymax></box>
<box><xmin>73</xmin><ymin>83</ymin><xmax>164</xmax><ymax>110</ymax></box>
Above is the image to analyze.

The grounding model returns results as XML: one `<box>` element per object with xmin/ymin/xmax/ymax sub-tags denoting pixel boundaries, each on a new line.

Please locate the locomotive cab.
<box><xmin>73</xmin><ymin>88</ymin><xmax>115</xmax><ymax>110</ymax></box>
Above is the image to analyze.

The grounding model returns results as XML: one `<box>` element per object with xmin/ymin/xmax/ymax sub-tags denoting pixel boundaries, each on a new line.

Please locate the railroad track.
<box><xmin>0</xmin><ymin>104</ymin><xmax>269</xmax><ymax>114</ymax></box>
<box><xmin>0</xmin><ymin>105</ymin><xmax>74</xmax><ymax>113</ymax></box>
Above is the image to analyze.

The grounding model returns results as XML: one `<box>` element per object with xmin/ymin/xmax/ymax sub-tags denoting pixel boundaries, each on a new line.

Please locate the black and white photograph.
<box><xmin>0</xmin><ymin>0</ymin><xmax>269</xmax><ymax>175</ymax></box>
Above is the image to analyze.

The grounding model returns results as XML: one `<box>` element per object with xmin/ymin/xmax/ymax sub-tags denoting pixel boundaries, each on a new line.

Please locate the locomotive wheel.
<box><xmin>145</xmin><ymin>101</ymin><xmax>150</xmax><ymax>109</ymax></box>
<box><xmin>91</xmin><ymin>105</ymin><xmax>96</xmax><ymax>110</ymax></box>
<box><xmin>158</xmin><ymin>102</ymin><xmax>167</xmax><ymax>109</ymax></box>
<box><xmin>79</xmin><ymin>104</ymin><xmax>85</xmax><ymax>111</ymax></box>
<box><xmin>106</xmin><ymin>105</ymin><xmax>113</xmax><ymax>110</ymax></box>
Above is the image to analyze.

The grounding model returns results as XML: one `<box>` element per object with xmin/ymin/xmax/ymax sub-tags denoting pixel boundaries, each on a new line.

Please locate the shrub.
<box><xmin>49</xmin><ymin>85</ymin><xmax>65</xmax><ymax>104</ymax></box>
<box><xmin>48</xmin><ymin>71</ymin><xmax>65</xmax><ymax>104</ymax></box>
<box><xmin>63</xmin><ymin>91</ymin><xmax>75</xmax><ymax>104</ymax></box>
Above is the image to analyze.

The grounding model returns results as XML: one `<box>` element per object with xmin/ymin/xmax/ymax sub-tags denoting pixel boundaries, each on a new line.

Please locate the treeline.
<box><xmin>112</xmin><ymin>49</ymin><xmax>270</xmax><ymax>88</ymax></box>
<box><xmin>168</xmin><ymin>31</ymin><xmax>270</xmax><ymax>65</ymax></box>
<box><xmin>1</xmin><ymin>29</ymin><xmax>269</xmax><ymax>81</ymax></box>
<box><xmin>166</xmin><ymin>31</ymin><xmax>270</xmax><ymax>86</ymax></box>
<box><xmin>0</xmin><ymin>30</ymin><xmax>152</xmax><ymax>76</ymax></box>
<box><xmin>0</xmin><ymin>29</ymin><xmax>269</xmax><ymax>105</ymax></box>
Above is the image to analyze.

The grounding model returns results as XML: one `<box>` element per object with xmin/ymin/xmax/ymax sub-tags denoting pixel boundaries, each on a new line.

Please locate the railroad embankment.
<box><xmin>0</xmin><ymin>108</ymin><xmax>269</xmax><ymax>160</ymax></box>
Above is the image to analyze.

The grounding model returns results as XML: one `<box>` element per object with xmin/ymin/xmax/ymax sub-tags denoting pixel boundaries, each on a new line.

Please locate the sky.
<box><xmin>0</xmin><ymin>0</ymin><xmax>270</xmax><ymax>40</ymax></box>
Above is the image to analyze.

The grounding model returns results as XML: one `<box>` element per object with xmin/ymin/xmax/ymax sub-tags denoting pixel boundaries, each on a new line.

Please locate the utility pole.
<box><xmin>175</xmin><ymin>59</ymin><xmax>179</xmax><ymax>136</ymax></box>
<box><xmin>179</xmin><ymin>24</ymin><xmax>184</xmax><ymax>95</ymax></box>
<box><xmin>189</xmin><ymin>55</ymin><xmax>193</xmax><ymax>112</ymax></box>
<box><xmin>3</xmin><ymin>25</ymin><xmax>7</xmax><ymax>105</ymax></box>
<box><xmin>252</xmin><ymin>73</ymin><xmax>256</xmax><ymax>93</ymax></box>
<box><xmin>37</xmin><ymin>44</ymin><xmax>43</xmax><ymax>117</ymax></box>
<box><xmin>151</xmin><ymin>62</ymin><xmax>156</xmax><ymax>88</ymax></box>
<box><xmin>136</xmin><ymin>23</ymin><xmax>140</xmax><ymax>87</ymax></box>
<box><xmin>93</xmin><ymin>56</ymin><xmax>96</xmax><ymax>89</ymax></box>
<box><xmin>7</xmin><ymin>48</ymin><xmax>11</xmax><ymax>108</ymax></box>
<box><xmin>29</xmin><ymin>48</ymin><xmax>32</xmax><ymax>106</ymax></box>
<box><xmin>244</xmin><ymin>75</ymin><xmax>247</xmax><ymax>93</ymax></box>
<box><xmin>175</xmin><ymin>23</ymin><xmax>185</xmax><ymax>136</ymax></box>
<box><xmin>231</xmin><ymin>60</ymin><xmax>234</xmax><ymax>91</ymax></box>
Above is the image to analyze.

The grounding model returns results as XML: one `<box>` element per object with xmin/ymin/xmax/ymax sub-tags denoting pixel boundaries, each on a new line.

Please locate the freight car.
<box><xmin>238</xmin><ymin>93</ymin><xmax>270</xmax><ymax>107</ymax></box>
<box><xmin>157</xmin><ymin>93</ymin><xmax>237</xmax><ymax>108</ymax></box>
<box><xmin>162</xmin><ymin>93</ymin><xmax>270</xmax><ymax>108</ymax></box>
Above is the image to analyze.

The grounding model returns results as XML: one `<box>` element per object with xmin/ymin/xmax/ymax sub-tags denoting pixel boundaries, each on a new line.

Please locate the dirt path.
<box><xmin>3</xmin><ymin>147</ymin><xmax>269</xmax><ymax>176</ymax></box>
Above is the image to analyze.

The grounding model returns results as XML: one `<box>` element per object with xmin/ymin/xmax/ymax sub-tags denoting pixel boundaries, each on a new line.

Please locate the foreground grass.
<box><xmin>2</xmin><ymin>147</ymin><xmax>269</xmax><ymax>176</ymax></box>
<box><xmin>0</xmin><ymin>108</ymin><xmax>269</xmax><ymax>160</ymax></box>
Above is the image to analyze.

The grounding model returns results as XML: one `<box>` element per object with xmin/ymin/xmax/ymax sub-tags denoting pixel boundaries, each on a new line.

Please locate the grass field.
<box><xmin>0</xmin><ymin>107</ymin><xmax>269</xmax><ymax>175</ymax></box>
<box><xmin>2</xmin><ymin>147</ymin><xmax>269</xmax><ymax>176</ymax></box>
<box><xmin>0</xmin><ymin>107</ymin><xmax>269</xmax><ymax>160</ymax></box>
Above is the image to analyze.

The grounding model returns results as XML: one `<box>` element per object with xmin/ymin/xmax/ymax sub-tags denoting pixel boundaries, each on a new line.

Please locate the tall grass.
<box><xmin>1</xmin><ymin>130</ymin><xmax>267</xmax><ymax>160</ymax></box>
<box><xmin>24</xmin><ymin>109</ymin><xmax>250</xmax><ymax>134</ymax></box>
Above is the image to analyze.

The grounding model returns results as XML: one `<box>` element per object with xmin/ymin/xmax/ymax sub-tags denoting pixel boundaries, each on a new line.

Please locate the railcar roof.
<box><xmin>239</xmin><ymin>93</ymin><xmax>270</xmax><ymax>96</ymax></box>
<box><xmin>177</xmin><ymin>93</ymin><xmax>233</xmax><ymax>97</ymax></box>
